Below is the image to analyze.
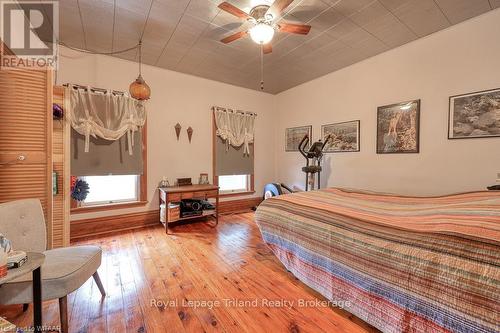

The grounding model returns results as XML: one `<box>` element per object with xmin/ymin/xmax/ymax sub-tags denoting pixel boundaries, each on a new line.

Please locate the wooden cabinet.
<box><xmin>0</xmin><ymin>65</ymin><xmax>53</xmax><ymax>246</ymax></box>
<box><xmin>0</xmin><ymin>54</ymin><xmax>56</xmax><ymax>248</ymax></box>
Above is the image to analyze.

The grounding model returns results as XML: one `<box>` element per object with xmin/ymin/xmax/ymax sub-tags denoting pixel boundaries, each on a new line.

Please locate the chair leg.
<box><xmin>93</xmin><ymin>272</ymin><xmax>106</xmax><ymax>297</ymax></box>
<box><xmin>22</xmin><ymin>303</ymin><xmax>29</xmax><ymax>312</ymax></box>
<box><xmin>59</xmin><ymin>296</ymin><xmax>68</xmax><ymax>333</ymax></box>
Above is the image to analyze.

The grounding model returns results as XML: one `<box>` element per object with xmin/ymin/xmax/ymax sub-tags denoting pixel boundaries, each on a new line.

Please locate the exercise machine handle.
<box><xmin>321</xmin><ymin>135</ymin><xmax>331</xmax><ymax>151</ymax></box>
<box><xmin>298</xmin><ymin>135</ymin><xmax>309</xmax><ymax>159</ymax></box>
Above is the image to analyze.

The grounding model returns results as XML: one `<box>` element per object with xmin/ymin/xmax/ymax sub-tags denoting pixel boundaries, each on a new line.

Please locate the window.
<box><xmin>212</xmin><ymin>110</ymin><xmax>255</xmax><ymax>196</ymax></box>
<box><xmin>71</xmin><ymin>126</ymin><xmax>147</xmax><ymax>213</ymax></box>
<box><xmin>219</xmin><ymin>175</ymin><xmax>251</xmax><ymax>194</ymax></box>
<box><xmin>81</xmin><ymin>175</ymin><xmax>140</xmax><ymax>206</ymax></box>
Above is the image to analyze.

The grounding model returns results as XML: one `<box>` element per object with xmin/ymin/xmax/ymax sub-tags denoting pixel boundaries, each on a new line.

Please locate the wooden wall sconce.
<box><xmin>175</xmin><ymin>123</ymin><xmax>181</xmax><ymax>140</ymax></box>
<box><xmin>187</xmin><ymin>127</ymin><xmax>193</xmax><ymax>143</ymax></box>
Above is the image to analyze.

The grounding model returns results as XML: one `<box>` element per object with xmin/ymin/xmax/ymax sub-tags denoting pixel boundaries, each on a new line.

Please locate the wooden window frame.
<box><xmin>71</xmin><ymin>124</ymin><xmax>148</xmax><ymax>214</ymax></box>
<box><xmin>212</xmin><ymin>113</ymin><xmax>255</xmax><ymax>198</ymax></box>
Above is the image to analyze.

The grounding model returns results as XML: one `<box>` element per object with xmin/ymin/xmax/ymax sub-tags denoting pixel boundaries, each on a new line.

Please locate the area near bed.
<box><xmin>255</xmin><ymin>188</ymin><xmax>500</xmax><ymax>333</ymax></box>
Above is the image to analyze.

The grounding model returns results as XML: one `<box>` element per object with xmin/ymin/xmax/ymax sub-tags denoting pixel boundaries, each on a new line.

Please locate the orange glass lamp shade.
<box><xmin>129</xmin><ymin>74</ymin><xmax>151</xmax><ymax>101</ymax></box>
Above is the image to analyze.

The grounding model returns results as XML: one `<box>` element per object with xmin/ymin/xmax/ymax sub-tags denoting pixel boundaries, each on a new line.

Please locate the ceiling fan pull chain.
<box><xmin>260</xmin><ymin>45</ymin><xmax>264</xmax><ymax>91</ymax></box>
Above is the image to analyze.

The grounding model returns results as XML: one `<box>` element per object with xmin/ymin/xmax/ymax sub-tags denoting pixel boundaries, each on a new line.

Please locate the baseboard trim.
<box><xmin>219</xmin><ymin>197</ymin><xmax>262</xmax><ymax>214</ymax></box>
<box><xmin>70</xmin><ymin>197</ymin><xmax>263</xmax><ymax>240</ymax></box>
<box><xmin>71</xmin><ymin>210</ymin><xmax>159</xmax><ymax>241</ymax></box>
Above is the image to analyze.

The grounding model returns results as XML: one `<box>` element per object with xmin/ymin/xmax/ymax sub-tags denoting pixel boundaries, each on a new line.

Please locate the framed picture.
<box><xmin>321</xmin><ymin>120</ymin><xmax>360</xmax><ymax>153</ymax></box>
<box><xmin>285</xmin><ymin>125</ymin><xmax>312</xmax><ymax>151</ymax></box>
<box><xmin>377</xmin><ymin>99</ymin><xmax>420</xmax><ymax>154</ymax></box>
<box><xmin>198</xmin><ymin>173</ymin><xmax>209</xmax><ymax>185</ymax></box>
<box><xmin>448</xmin><ymin>88</ymin><xmax>500</xmax><ymax>139</ymax></box>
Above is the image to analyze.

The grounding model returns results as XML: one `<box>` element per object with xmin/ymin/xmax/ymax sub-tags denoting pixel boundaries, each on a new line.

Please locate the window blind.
<box><xmin>71</xmin><ymin>129</ymin><xmax>143</xmax><ymax>176</ymax></box>
<box><xmin>215</xmin><ymin>136</ymin><xmax>254</xmax><ymax>176</ymax></box>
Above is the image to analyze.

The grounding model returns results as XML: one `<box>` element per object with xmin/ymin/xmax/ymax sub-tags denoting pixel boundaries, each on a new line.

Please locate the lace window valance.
<box><xmin>66</xmin><ymin>85</ymin><xmax>146</xmax><ymax>155</ymax></box>
<box><xmin>213</xmin><ymin>106</ymin><xmax>256</xmax><ymax>156</ymax></box>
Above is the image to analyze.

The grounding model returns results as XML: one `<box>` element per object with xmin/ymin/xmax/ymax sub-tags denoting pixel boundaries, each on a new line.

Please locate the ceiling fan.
<box><xmin>218</xmin><ymin>0</ymin><xmax>312</xmax><ymax>54</ymax></box>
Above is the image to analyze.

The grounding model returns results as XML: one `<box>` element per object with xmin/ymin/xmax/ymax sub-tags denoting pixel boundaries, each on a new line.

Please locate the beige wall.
<box><xmin>58</xmin><ymin>47</ymin><xmax>276</xmax><ymax>221</ymax></box>
<box><xmin>275</xmin><ymin>9</ymin><xmax>500</xmax><ymax>195</ymax></box>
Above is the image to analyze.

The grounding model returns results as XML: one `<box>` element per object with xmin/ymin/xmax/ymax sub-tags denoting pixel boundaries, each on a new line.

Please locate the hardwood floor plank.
<box><xmin>131</xmin><ymin>229</ymin><xmax>186</xmax><ymax>333</ymax></box>
<box><xmin>120</xmin><ymin>232</ymin><xmax>164</xmax><ymax>333</ymax></box>
<box><xmin>0</xmin><ymin>213</ymin><xmax>378</xmax><ymax>333</ymax></box>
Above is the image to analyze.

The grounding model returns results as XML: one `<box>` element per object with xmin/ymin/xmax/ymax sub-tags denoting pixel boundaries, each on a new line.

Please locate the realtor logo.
<box><xmin>1</xmin><ymin>0</ymin><xmax>58</xmax><ymax>69</ymax></box>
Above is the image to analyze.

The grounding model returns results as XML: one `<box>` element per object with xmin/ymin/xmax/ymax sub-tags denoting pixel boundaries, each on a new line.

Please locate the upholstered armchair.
<box><xmin>0</xmin><ymin>199</ymin><xmax>105</xmax><ymax>333</ymax></box>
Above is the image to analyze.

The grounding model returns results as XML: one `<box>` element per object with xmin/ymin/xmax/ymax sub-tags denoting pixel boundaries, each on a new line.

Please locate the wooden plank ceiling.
<box><xmin>59</xmin><ymin>0</ymin><xmax>499</xmax><ymax>94</ymax></box>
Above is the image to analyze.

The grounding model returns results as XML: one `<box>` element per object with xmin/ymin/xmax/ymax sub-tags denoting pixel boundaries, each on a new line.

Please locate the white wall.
<box><xmin>274</xmin><ymin>9</ymin><xmax>500</xmax><ymax>196</ymax></box>
<box><xmin>60</xmin><ymin>8</ymin><xmax>500</xmax><ymax>223</ymax></box>
<box><xmin>58</xmin><ymin>47</ymin><xmax>276</xmax><ymax>220</ymax></box>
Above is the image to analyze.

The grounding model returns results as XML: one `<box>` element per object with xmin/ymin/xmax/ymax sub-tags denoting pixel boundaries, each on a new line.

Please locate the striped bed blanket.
<box><xmin>255</xmin><ymin>188</ymin><xmax>500</xmax><ymax>333</ymax></box>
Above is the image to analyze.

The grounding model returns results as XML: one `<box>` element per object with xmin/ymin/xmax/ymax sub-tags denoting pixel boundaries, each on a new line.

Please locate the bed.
<box><xmin>255</xmin><ymin>188</ymin><xmax>499</xmax><ymax>333</ymax></box>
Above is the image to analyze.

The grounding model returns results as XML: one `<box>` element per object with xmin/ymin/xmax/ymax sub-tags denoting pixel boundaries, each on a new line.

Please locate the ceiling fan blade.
<box><xmin>220</xmin><ymin>30</ymin><xmax>248</xmax><ymax>44</ymax></box>
<box><xmin>218</xmin><ymin>2</ymin><xmax>250</xmax><ymax>19</ymax></box>
<box><xmin>266</xmin><ymin>0</ymin><xmax>295</xmax><ymax>20</ymax></box>
<box><xmin>263</xmin><ymin>44</ymin><xmax>272</xmax><ymax>54</ymax></box>
<box><xmin>279</xmin><ymin>23</ymin><xmax>311</xmax><ymax>35</ymax></box>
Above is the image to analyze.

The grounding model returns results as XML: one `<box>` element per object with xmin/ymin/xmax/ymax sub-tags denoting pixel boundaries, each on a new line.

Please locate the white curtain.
<box><xmin>66</xmin><ymin>85</ymin><xmax>146</xmax><ymax>155</ymax></box>
<box><xmin>214</xmin><ymin>106</ymin><xmax>256</xmax><ymax>156</ymax></box>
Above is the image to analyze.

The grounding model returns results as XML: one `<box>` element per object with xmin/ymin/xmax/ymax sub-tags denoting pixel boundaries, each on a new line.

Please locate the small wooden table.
<box><xmin>159</xmin><ymin>185</ymin><xmax>219</xmax><ymax>233</ymax></box>
<box><xmin>0</xmin><ymin>252</ymin><xmax>45</xmax><ymax>333</ymax></box>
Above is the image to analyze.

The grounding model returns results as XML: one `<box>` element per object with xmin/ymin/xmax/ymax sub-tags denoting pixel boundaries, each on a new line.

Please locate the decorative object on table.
<box><xmin>377</xmin><ymin>100</ymin><xmax>420</xmax><ymax>154</ymax></box>
<box><xmin>71</xmin><ymin>178</ymin><xmax>90</xmax><ymax>202</ymax></box>
<box><xmin>448</xmin><ymin>87</ymin><xmax>500</xmax><ymax>139</ymax></box>
<box><xmin>0</xmin><ymin>234</ymin><xmax>12</xmax><ymax>254</ymax></box>
<box><xmin>175</xmin><ymin>123</ymin><xmax>182</xmax><ymax>140</ymax></box>
<box><xmin>129</xmin><ymin>40</ymin><xmax>151</xmax><ymax>101</ymax></box>
<box><xmin>187</xmin><ymin>126</ymin><xmax>193</xmax><ymax>143</ymax></box>
<box><xmin>198</xmin><ymin>173</ymin><xmax>209</xmax><ymax>185</ymax></box>
<box><xmin>322</xmin><ymin>120</ymin><xmax>360</xmax><ymax>153</ymax></box>
<box><xmin>285</xmin><ymin>125</ymin><xmax>312</xmax><ymax>152</ymax></box>
<box><xmin>53</xmin><ymin>103</ymin><xmax>64</xmax><ymax>119</ymax></box>
<box><xmin>7</xmin><ymin>250</ymin><xmax>27</xmax><ymax>269</ymax></box>
<box><xmin>176</xmin><ymin>178</ymin><xmax>192</xmax><ymax>186</ymax></box>
<box><xmin>159</xmin><ymin>177</ymin><xmax>170</xmax><ymax>188</ymax></box>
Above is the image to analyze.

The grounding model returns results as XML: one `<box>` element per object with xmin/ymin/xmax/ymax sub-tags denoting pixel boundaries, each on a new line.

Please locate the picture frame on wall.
<box><xmin>377</xmin><ymin>99</ymin><xmax>420</xmax><ymax>154</ymax></box>
<box><xmin>285</xmin><ymin>125</ymin><xmax>312</xmax><ymax>152</ymax></box>
<box><xmin>321</xmin><ymin>120</ymin><xmax>360</xmax><ymax>153</ymax></box>
<box><xmin>448</xmin><ymin>88</ymin><xmax>500</xmax><ymax>139</ymax></box>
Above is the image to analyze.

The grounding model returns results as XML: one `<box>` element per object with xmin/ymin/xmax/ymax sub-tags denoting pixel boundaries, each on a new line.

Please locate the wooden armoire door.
<box><xmin>0</xmin><ymin>58</ymin><xmax>54</xmax><ymax>248</ymax></box>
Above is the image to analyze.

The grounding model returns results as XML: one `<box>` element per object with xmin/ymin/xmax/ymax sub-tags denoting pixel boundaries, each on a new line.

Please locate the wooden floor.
<box><xmin>1</xmin><ymin>213</ymin><xmax>378</xmax><ymax>333</ymax></box>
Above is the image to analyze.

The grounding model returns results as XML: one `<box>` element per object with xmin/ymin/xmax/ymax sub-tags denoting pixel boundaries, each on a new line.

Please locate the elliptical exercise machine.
<box><xmin>263</xmin><ymin>134</ymin><xmax>330</xmax><ymax>199</ymax></box>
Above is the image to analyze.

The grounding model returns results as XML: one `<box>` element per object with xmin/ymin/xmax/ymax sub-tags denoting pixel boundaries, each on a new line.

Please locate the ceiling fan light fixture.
<box><xmin>249</xmin><ymin>23</ymin><xmax>275</xmax><ymax>44</ymax></box>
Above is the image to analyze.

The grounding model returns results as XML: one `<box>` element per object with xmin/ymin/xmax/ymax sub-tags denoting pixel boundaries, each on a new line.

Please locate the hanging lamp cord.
<box><xmin>59</xmin><ymin>41</ymin><xmax>140</xmax><ymax>55</ymax></box>
<box><xmin>138</xmin><ymin>40</ymin><xmax>142</xmax><ymax>77</ymax></box>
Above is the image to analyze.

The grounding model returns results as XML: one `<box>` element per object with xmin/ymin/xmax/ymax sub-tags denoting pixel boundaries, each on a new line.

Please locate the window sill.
<box><xmin>219</xmin><ymin>191</ymin><xmax>255</xmax><ymax>198</ymax></box>
<box><xmin>71</xmin><ymin>200</ymin><xmax>148</xmax><ymax>214</ymax></box>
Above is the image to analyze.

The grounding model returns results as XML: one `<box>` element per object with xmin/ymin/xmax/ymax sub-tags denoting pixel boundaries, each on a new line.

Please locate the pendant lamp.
<box><xmin>129</xmin><ymin>40</ymin><xmax>151</xmax><ymax>100</ymax></box>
